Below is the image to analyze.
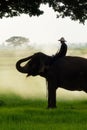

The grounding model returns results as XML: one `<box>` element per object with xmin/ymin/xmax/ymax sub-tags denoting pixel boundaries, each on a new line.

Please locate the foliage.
<box><xmin>0</xmin><ymin>0</ymin><xmax>87</xmax><ymax>23</ymax></box>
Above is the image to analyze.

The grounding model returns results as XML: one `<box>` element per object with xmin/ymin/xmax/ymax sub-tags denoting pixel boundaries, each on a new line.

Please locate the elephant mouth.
<box><xmin>26</xmin><ymin>73</ymin><xmax>31</xmax><ymax>77</ymax></box>
<box><xmin>26</xmin><ymin>73</ymin><xmax>30</xmax><ymax>77</ymax></box>
<box><xmin>26</xmin><ymin>72</ymin><xmax>37</xmax><ymax>77</ymax></box>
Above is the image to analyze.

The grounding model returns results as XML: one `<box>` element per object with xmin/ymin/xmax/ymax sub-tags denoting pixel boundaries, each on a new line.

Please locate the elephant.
<box><xmin>16</xmin><ymin>52</ymin><xmax>87</xmax><ymax>108</ymax></box>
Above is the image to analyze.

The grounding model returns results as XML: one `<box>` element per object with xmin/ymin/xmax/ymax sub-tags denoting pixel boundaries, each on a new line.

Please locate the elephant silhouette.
<box><xmin>16</xmin><ymin>52</ymin><xmax>87</xmax><ymax>108</ymax></box>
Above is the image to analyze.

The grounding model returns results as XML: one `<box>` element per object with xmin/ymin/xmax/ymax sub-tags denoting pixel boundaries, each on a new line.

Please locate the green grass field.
<box><xmin>0</xmin><ymin>48</ymin><xmax>87</xmax><ymax>130</ymax></box>
<box><xmin>0</xmin><ymin>94</ymin><xmax>87</xmax><ymax>130</ymax></box>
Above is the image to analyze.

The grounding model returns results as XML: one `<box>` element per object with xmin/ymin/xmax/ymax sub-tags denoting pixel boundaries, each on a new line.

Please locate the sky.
<box><xmin>0</xmin><ymin>4</ymin><xmax>87</xmax><ymax>45</ymax></box>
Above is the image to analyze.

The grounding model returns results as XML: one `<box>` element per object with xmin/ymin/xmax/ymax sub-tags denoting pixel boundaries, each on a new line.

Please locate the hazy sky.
<box><xmin>0</xmin><ymin>4</ymin><xmax>87</xmax><ymax>45</ymax></box>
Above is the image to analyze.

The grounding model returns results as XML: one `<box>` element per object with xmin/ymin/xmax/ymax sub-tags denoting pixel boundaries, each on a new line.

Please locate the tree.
<box><xmin>5</xmin><ymin>36</ymin><xmax>29</xmax><ymax>47</ymax></box>
<box><xmin>0</xmin><ymin>0</ymin><xmax>87</xmax><ymax>23</ymax></box>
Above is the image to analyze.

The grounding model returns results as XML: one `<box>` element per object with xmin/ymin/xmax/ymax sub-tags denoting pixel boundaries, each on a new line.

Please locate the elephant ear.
<box><xmin>38</xmin><ymin>59</ymin><xmax>50</xmax><ymax>73</ymax></box>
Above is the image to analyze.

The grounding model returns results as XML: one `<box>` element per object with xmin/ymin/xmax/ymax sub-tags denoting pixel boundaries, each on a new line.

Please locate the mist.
<box><xmin>0</xmin><ymin>45</ymin><xmax>87</xmax><ymax>100</ymax></box>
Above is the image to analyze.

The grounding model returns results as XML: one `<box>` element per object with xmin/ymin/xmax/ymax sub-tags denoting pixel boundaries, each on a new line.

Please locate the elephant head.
<box><xmin>16</xmin><ymin>52</ymin><xmax>51</xmax><ymax>77</ymax></box>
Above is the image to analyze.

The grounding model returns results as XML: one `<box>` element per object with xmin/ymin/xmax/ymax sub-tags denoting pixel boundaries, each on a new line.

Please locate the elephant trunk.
<box><xmin>16</xmin><ymin>56</ymin><xmax>32</xmax><ymax>73</ymax></box>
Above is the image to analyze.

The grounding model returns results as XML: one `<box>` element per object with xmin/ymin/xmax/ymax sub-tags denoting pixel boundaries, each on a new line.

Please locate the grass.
<box><xmin>0</xmin><ymin>94</ymin><xmax>87</xmax><ymax>130</ymax></box>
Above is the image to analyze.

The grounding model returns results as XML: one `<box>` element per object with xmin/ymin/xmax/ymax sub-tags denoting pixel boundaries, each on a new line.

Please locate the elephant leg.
<box><xmin>48</xmin><ymin>81</ymin><xmax>56</xmax><ymax>108</ymax></box>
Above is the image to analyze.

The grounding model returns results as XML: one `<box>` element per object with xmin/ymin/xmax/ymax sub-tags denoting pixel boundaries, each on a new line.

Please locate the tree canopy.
<box><xmin>0</xmin><ymin>0</ymin><xmax>87</xmax><ymax>23</ymax></box>
<box><xmin>5</xmin><ymin>36</ymin><xmax>29</xmax><ymax>47</ymax></box>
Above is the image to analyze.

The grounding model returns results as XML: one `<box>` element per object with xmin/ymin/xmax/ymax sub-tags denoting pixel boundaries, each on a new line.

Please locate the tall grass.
<box><xmin>0</xmin><ymin>94</ymin><xmax>87</xmax><ymax>130</ymax></box>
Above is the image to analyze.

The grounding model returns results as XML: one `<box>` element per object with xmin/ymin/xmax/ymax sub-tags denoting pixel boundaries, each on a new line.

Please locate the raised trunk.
<box><xmin>16</xmin><ymin>56</ymin><xmax>32</xmax><ymax>73</ymax></box>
